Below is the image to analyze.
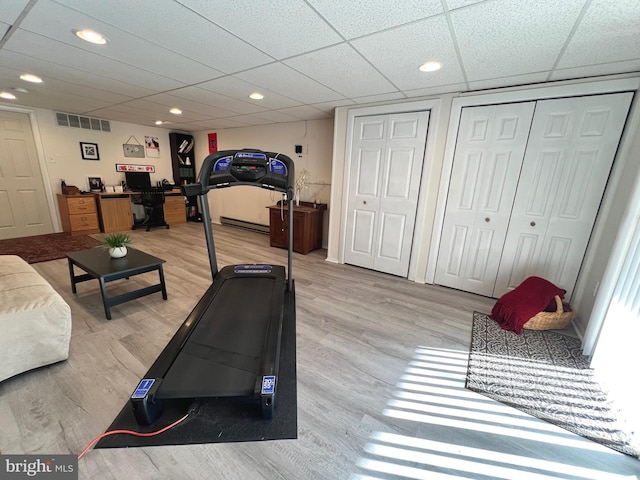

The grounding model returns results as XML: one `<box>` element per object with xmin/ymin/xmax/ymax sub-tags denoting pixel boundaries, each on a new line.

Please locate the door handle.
<box><xmin>485</xmin><ymin>217</ymin><xmax>490</xmax><ymax>222</ymax></box>
<box><xmin>530</xmin><ymin>221</ymin><xmax>536</xmax><ymax>227</ymax></box>
<box><xmin>363</xmin><ymin>201</ymin><xmax>367</xmax><ymax>205</ymax></box>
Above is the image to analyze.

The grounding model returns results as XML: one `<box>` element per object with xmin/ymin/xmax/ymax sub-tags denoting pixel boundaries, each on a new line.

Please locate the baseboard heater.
<box><xmin>220</xmin><ymin>216</ymin><xmax>269</xmax><ymax>234</ymax></box>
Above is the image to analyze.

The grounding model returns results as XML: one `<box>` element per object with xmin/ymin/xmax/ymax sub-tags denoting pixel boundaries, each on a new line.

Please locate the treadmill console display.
<box><xmin>206</xmin><ymin>149</ymin><xmax>294</xmax><ymax>191</ymax></box>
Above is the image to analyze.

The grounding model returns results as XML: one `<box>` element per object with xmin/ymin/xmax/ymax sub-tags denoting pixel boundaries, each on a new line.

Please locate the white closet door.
<box><xmin>434</xmin><ymin>102</ymin><xmax>536</xmax><ymax>296</ymax></box>
<box><xmin>0</xmin><ymin>111</ymin><xmax>54</xmax><ymax>239</ymax></box>
<box><xmin>494</xmin><ymin>92</ymin><xmax>633</xmax><ymax>297</ymax></box>
<box><xmin>345</xmin><ymin>111</ymin><xmax>429</xmax><ymax>277</ymax></box>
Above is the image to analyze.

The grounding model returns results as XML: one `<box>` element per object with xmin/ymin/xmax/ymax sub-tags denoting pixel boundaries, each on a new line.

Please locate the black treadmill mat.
<box><xmin>95</xmin><ymin>289</ymin><xmax>296</xmax><ymax>448</ymax></box>
<box><xmin>160</xmin><ymin>276</ymin><xmax>279</xmax><ymax>398</ymax></box>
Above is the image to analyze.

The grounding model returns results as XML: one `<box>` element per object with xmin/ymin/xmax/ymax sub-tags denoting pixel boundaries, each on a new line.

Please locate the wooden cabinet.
<box><xmin>164</xmin><ymin>195</ymin><xmax>187</xmax><ymax>225</ymax></box>
<box><xmin>57</xmin><ymin>194</ymin><xmax>100</xmax><ymax>235</ymax></box>
<box><xmin>268</xmin><ymin>202</ymin><xmax>326</xmax><ymax>254</ymax></box>
<box><xmin>96</xmin><ymin>195</ymin><xmax>133</xmax><ymax>233</ymax></box>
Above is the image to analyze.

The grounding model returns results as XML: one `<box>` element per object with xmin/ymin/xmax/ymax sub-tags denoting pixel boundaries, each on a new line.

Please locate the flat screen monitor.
<box><xmin>125</xmin><ymin>171</ymin><xmax>152</xmax><ymax>191</ymax></box>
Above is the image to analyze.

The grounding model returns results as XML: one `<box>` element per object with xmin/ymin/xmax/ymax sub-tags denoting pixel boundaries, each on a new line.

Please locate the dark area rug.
<box><xmin>0</xmin><ymin>232</ymin><xmax>102</xmax><ymax>264</ymax></box>
<box><xmin>466</xmin><ymin>311</ymin><xmax>639</xmax><ymax>458</ymax></box>
<box><xmin>96</xmin><ymin>289</ymin><xmax>297</xmax><ymax>449</ymax></box>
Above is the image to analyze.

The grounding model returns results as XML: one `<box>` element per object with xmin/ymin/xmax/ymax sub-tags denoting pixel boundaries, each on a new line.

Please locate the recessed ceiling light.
<box><xmin>169</xmin><ymin>108</ymin><xmax>182</xmax><ymax>115</ymax></box>
<box><xmin>13</xmin><ymin>87</ymin><xmax>30</xmax><ymax>93</ymax></box>
<box><xmin>249</xmin><ymin>92</ymin><xmax>264</xmax><ymax>100</ymax></box>
<box><xmin>0</xmin><ymin>92</ymin><xmax>17</xmax><ymax>100</ymax></box>
<box><xmin>419</xmin><ymin>61</ymin><xmax>442</xmax><ymax>72</ymax></box>
<box><xmin>74</xmin><ymin>29</ymin><xmax>108</xmax><ymax>45</ymax></box>
<box><xmin>155</xmin><ymin>120</ymin><xmax>163</xmax><ymax>125</ymax></box>
<box><xmin>19</xmin><ymin>73</ymin><xmax>42</xmax><ymax>83</ymax></box>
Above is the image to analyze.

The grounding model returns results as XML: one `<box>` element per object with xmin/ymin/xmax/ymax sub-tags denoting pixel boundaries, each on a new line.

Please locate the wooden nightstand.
<box><xmin>57</xmin><ymin>194</ymin><xmax>100</xmax><ymax>235</ymax></box>
<box><xmin>267</xmin><ymin>202</ymin><xmax>326</xmax><ymax>254</ymax></box>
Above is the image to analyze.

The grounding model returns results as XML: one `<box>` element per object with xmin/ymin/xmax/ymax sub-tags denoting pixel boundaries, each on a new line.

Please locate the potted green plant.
<box><xmin>101</xmin><ymin>232</ymin><xmax>132</xmax><ymax>258</ymax></box>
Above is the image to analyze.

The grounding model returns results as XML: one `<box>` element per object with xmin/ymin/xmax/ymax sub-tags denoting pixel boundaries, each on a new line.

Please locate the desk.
<box><xmin>94</xmin><ymin>190</ymin><xmax>186</xmax><ymax>233</ymax></box>
<box><xmin>267</xmin><ymin>202</ymin><xmax>326</xmax><ymax>254</ymax></box>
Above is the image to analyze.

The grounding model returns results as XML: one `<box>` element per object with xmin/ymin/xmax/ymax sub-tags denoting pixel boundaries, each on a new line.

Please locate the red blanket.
<box><xmin>490</xmin><ymin>276</ymin><xmax>565</xmax><ymax>334</ymax></box>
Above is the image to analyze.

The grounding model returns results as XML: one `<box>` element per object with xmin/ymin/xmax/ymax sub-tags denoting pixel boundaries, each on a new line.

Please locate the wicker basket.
<box><xmin>523</xmin><ymin>295</ymin><xmax>575</xmax><ymax>330</ymax></box>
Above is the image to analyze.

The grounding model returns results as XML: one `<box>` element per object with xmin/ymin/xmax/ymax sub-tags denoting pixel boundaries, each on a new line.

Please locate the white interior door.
<box><xmin>494</xmin><ymin>92</ymin><xmax>633</xmax><ymax>297</ymax></box>
<box><xmin>435</xmin><ymin>102</ymin><xmax>535</xmax><ymax>296</ymax></box>
<box><xmin>0</xmin><ymin>111</ymin><xmax>53</xmax><ymax>239</ymax></box>
<box><xmin>345</xmin><ymin>111</ymin><xmax>429</xmax><ymax>276</ymax></box>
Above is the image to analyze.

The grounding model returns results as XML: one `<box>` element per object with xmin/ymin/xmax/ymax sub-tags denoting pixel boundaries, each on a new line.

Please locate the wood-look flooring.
<box><xmin>1</xmin><ymin>223</ymin><xmax>638</xmax><ymax>479</ymax></box>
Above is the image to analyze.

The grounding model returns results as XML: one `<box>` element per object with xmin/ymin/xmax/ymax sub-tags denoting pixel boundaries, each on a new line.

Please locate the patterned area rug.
<box><xmin>0</xmin><ymin>232</ymin><xmax>102</xmax><ymax>264</ymax></box>
<box><xmin>466</xmin><ymin>312</ymin><xmax>639</xmax><ymax>458</ymax></box>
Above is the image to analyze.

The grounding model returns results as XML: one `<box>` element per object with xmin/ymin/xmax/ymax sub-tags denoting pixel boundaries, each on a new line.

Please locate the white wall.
<box><xmin>31</xmin><ymin>107</ymin><xmax>177</xmax><ymax>192</ymax></box>
<box><xmin>193</xmin><ymin>119</ymin><xmax>334</xmax><ymax>244</ymax></box>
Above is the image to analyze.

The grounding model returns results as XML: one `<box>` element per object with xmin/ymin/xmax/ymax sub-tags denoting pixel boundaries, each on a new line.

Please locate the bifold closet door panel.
<box><xmin>434</xmin><ymin>102</ymin><xmax>536</xmax><ymax>296</ymax></box>
<box><xmin>494</xmin><ymin>92</ymin><xmax>633</xmax><ymax>298</ymax></box>
<box><xmin>345</xmin><ymin>111</ymin><xmax>429</xmax><ymax>277</ymax></box>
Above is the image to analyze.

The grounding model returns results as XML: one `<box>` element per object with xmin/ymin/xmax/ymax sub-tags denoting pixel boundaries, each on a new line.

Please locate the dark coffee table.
<box><xmin>66</xmin><ymin>247</ymin><xmax>167</xmax><ymax>320</ymax></box>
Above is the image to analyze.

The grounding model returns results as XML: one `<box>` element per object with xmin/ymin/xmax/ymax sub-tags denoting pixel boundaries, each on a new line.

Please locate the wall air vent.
<box><xmin>56</xmin><ymin>112</ymin><xmax>110</xmax><ymax>132</ymax></box>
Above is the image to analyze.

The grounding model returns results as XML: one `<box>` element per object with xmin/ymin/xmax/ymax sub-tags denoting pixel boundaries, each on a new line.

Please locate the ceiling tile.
<box><xmin>404</xmin><ymin>83</ymin><xmax>468</xmax><ymax>97</ymax></box>
<box><xmin>352</xmin><ymin>92</ymin><xmax>407</xmax><ymax>104</ymax></box>
<box><xmin>307</xmin><ymin>0</ymin><xmax>443</xmax><ymax>39</ymax></box>
<box><xmin>198</xmin><ymin>76</ymin><xmax>302</xmax><ymax>110</ymax></box>
<box><xmin>224</xmin><ymin>115</ymin><xmax>275</xmax><ymax>127</ymax></box>
<box><xmin>55</xmin><ymin>0</ymin><xmax>273</xmax><ymax>73</ymax></box>
<box><xmin>143</xmin><ymin>92</ymin><xmax>244</xmax><ymax>119</ymax></box>
<box><xmin>114</xmin><ymin>99</ymin><xmax>214</xmax><ymax>122</ymax></box>
<box><xmin>235</xmin><ymin>63</ymin><xmax>345</xmax><ymax>104</ymax></box>
<box><xmin>468</xmin><ymin>72</ymin><xmax>550</xmax><ymax>91</ymax></box>
<box><xmin>452</xmin><ymin>0</ymin><xmax>586</xmax><ymax>81</ymax></box>
<box><xmin>445</xmin><ymin>0</ymin><xmax>487</xmax><ymax>10</ymax></box>
<box><xmin>5</xmin><ymin>30</ymin><xmax>187</xmax><ymax>91</ymax></box>
<box><xmin>179</xmin><ymin>0</ymin><xmax>343</xmax><ymax>59</ymax></box>
<box><xmin>247</xmin><ymin>110</ymin><xmax>302</xmax><ymax>124</ymax></box>
<box><xmin>0</xmin><ymin>22</ymin><xmax>10</xmax><ymax>39</ymax></box>
<box><xmin>17</xmin><ymin>2</ymin><xmax>225</xmax><ymax>83</ymax></box>
<box><xmin>0</xmin><ymin>0</ymin><xmax>30</xmax><ymax>24</ymax></box>
<box><xmin>163</xmin><ymin>86</ymin><xmax>269</xmax><ymax>115</ymax></box>
<box><xmin>284</xmin><ymin>43</ymin><xmax>398</xmax><ymax>98</ymax></box>
<box><xmin>0</xmin><ymin>50</ymin><xmax>158</xmax><ymax>99</ymax></box>
<box><xmin>312</xmin><ymin>99</ymin><xmax>356</xmax><ymax>112</ymax></box>
<box><xmin>550</xmin><ymin>59</ymin><xmax>640</xmax><ymax>81</ymax></box>
<box><xmin>1</xmin><ymin>0</ymin><xmax>637</xmax><ymax>131</ymax></box>
<box><xmin>184</xmin><ymin>118</ymin><xmax>254</xmax><ymax>130</ymax></box>
<box><xmin>556</xmin><ymin>0</ymin><xmax>640</xmax><ymax>69</ymax></box>
<box><xmin>351</xmin><ymin>16</ymin><xmax>465</xmax><ymax>90</ymax></box>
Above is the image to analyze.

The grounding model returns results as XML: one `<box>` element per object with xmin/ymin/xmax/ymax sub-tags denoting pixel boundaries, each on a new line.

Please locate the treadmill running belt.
<box><xmin>159</xmin><ymin>275</ymin><xmax>283</xmax><ymax>398</ymax></box>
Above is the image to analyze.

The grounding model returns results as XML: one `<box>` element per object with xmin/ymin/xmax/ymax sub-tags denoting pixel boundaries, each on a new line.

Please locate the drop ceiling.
<box><xmin>0</xmin><ymin>0</ymin><xmax>638</xmax><ymax>132</ymax></box>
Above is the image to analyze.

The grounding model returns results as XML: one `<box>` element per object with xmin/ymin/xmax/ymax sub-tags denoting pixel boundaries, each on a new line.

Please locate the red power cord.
<box><xmin>78</xmin><ymin>413</ymin><xmax>189</xmax><ymax>459</ymax></box>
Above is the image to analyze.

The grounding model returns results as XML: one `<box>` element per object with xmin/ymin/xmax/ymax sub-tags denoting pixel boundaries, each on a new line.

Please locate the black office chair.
<box><xmin>134</xmin><ymin>189</ymin><xmax>169</xmax><ymax>231</ymax></box>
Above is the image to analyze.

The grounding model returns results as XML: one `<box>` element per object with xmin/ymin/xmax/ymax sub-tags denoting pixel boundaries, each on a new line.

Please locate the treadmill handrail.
<box><xmin>180</xmin><ymin>149</ymin><xmax>295</xmax><ymax>291</ymax></box>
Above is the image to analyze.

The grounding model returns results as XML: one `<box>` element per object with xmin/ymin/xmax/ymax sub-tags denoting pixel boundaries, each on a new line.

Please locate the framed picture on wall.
<box><xmin>80</xmin><ymin>142</ymin><xmax>100</xmax><ymax>160</ymax></box>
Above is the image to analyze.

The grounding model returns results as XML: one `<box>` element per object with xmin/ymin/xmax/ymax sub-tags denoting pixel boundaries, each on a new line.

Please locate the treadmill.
<box><xmin>130</xmin><ymin>148</ymin><xmax>295</xmax><ymax>425</ymax></box>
